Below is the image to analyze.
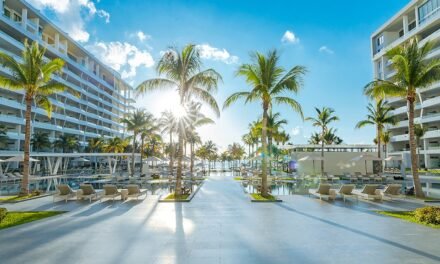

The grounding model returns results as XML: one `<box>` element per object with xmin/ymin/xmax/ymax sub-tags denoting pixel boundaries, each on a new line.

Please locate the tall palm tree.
<box><xmin>242</xmin><ymin>133</ymin><xmax>253</xmax><ymax>159</ymax></box>
<box><xmin>322</xmin><ymin>128</ymin><xmax>343</xmax><ymax>145</ymax></box>
<box><xmin>121</xmin><ymin>109</ymin><xmax>150</xmax><ymax>177</ymax></box>
<box><xmin>54</xmin><ymin>134</ymin><xmax>79</xmax><ymax>153</ymax></box>
<box><xmin>364</xmin><ymin>38</ymin><xmax>440</xmax><ymax>198</ymax></box>
<box><xmin>306</xmin><ymin>107</ymin><xmax>339</xmax><ymax>175</ymax></box>
<box><xmin>381</xmin><ymin>131</ymin><xmax>391</xmax><ymax>159</ymax></box>
<box><xmin>308</xmin><ymin>132</ymin><xmax>321</xmax><ymax>145</ymax></box>
<box><xmin>223</xmin><ymin>50</ymin><xmax>306</xmax><ymax>197</ymax></box>
<box><xmin>414</xmin><ymin>123</ymin><xmax>427</xmax><ymax>165</ymax></box>
<box><xmin>139</xmin><ymin>113</ymin><xmax>159</xmax><ymax>165</ymax></box>
<box><xmin>160</xmin><ymin>111</ymin><xmax>177</xmax><ymax>175</ymax></box>
<box><xmin>187</xmin><ymin>130</ymin><xmax>202</xmax><ymax>174</ymax></box>
<box><xmin>0</xmin><ymin>41</ymin><xmax>67</xmax><ymax>194</ymax></box>
<box><xmin>86</xmin><ymin>136</ymin><xmax>105</xmax><ymax>153</ymax></box>
<box><xmin>103</xmin><ymin>137</ymin><xmax>129</xmax><ymax>175</ymax></box>
<box><xmin>137</xmin><ymin>44</ymin><xmax>221</xmax><ymax>195</ymax></box>
<box><xmin>31</xmin><ymin>132</ymin><xmax>51</xmax><ymax>152</ymax></box>
<box><xmin>355</xmin><ymin>99</ymin><xmax>396</xmax><ymax>159</ymax></box>
<box><xmin>0</xmin><ymin>124</ymin><xmax>8</xmax><ymax>149</ymax></box>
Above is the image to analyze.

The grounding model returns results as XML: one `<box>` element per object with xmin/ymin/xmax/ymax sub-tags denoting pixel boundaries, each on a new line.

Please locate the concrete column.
<box><xmin>403</xmin><ymin>15</ymin><xmax>408</xmax><ymax>35</ymax></box>
<box><xmin>415</xmin><ymin>5</ymin><xmax>420</xmax><ymax>27</ymax></box>
<box><xmin>96</xmin><ymin>64</ymin><xmax>100</xmax><ymax>76</ymax></box>
<box><xmin>84</xmin><ymin>56</ymin><xmax>89</xmax><ymax>68</ymax></box>
<box><xmin>54</xmin><ymin>33</ymin><xmax>59</xmax><ymax>50</ymax></box>
<box><xmin>21</xmin><ymin>9</ymin><xmax>27</xmax><ymax>29</ymax></box>
<box><xmin>380</xmin><ymin>56</ymin><xmax>385</xmax><ymax>79</ymax></box>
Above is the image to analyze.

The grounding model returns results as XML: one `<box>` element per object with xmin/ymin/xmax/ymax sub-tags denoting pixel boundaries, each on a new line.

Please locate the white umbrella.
<box><xmin>4</xmin><ymin>155</ymin><xmax>39</xmax><ymax>162</ymax></box>
<box><xmin>298</xmin><ymin>155</ymin><xmax>324</xmax><ymax>175</ymax></box>
<box><xmin>144</xmin><ymin>156</ymin><xmax>163</xmax><ymax>162</ymax></box>
<box><xmin>71</xmin><ymin>157</ymin><xmax>90</xmax><ymax>162</ymax></box>
<box><xmin>277</xmin><ymin>145</ymin><xmax>295</xmax><ymax>150</ymax></box>
<box><xmin>384</xmin><ymin>156</ymin><xmax>402</xmax><ymax>161</ymax></box>
<box><xmin>351</xmin><ymin>154</ymin><xmax>383</xmax><ymax>174</ymax></box>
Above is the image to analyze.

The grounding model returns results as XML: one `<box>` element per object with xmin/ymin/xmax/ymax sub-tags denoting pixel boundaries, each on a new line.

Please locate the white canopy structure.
<box><xmin>350</xmin><ymin>154</ymin><xmax>383</xmax><ymax>174</ymax></box>
<box><xmin>4</xmin><ymin>155</ymin><xmax>40</xmax><ymax>162</ymax></box>
<box><xmin>298</xmin><ymin>155</ymin><xmax>324</xmax><ymax>174</ymax></box>
<box><xmin>144</xmin><ymin>156</ymin><xmax>163</xmax><ymax>162</ymax></box>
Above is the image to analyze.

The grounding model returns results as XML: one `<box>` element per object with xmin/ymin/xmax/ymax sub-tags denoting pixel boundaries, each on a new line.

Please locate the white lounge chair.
<box><xmin>354</xmin><ymin>184</ymin><xmax>382</xmax><ymax>200</ymax></box>
<box><xmin>53</xmin><ymin>184</ymin><xmax>77</xmax><ymax>203</ymax></box>
<box><xmin>124</xmin><ymin>184</ymin><xmax>145</xmax><ymax>200</ymax></box>
<box><xmin>101</xmin><ymin>184</ymin><xmax>122</xmax><ymax>201</ymax></box>
<box><xmin>77</xmin><ymin>184</ymin><xmax>100</xmax><ymax>203</ymax></box>
<box><xmin>309</xmin><ymin>184</ymin><xmax>336</xmax><ymax>200</ymax></box>
<box><xmin>381</xmin><ymin>184</ymin><xmax>402</xmax><ymax>200</ymax></box>
<box><xmin>336</xmin><ymin>184</ymin><xmax>357</xmax><ymax>202</ymax></box>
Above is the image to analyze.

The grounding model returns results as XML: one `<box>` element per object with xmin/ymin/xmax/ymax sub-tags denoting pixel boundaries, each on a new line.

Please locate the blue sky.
<box><xmin>28</xmin><ymin>0</ymin><xmax>409</xmax><ymax>150</ymax></box>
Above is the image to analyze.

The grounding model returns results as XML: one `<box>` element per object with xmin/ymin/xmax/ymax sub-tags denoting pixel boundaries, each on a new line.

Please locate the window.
<box><xmin>408</xmin><ymin>21</ymin><xmax>416</xmax><ymax>31</ymax></box>
<box><xmin>419</xmin><ymin>0</ymin><xmax>440</xmax><ymax>24</ymax></box>
<box><xmin>4</xmin><ymin>8</ymin><xmax>10</xmax><ymax>18</ymax></box>
<box><xmin>377</xmin><ymin>35</ymin><xmax>384</xmax><ymax>46</ymax></box>
<box><xmin>399</xmin><ymin>29</ymin><xmax>404</xmax><ymax>37</ymax></box>
<box><xmin>13</xmin><ymin>13</ymin><xmax>21</xmax><ymax>22</ymax></box>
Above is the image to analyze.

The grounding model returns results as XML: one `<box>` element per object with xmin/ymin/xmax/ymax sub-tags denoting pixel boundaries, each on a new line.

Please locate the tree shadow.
<box><xmin>275</xmin><ymin>202</ymin><xmax>440</xmax><ymax>262</ymax></box>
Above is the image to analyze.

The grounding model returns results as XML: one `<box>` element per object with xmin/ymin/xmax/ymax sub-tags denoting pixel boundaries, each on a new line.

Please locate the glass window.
<box><xmin>4</xmin><ymin>8</ymin><xmax>10</xmax><ymax>18</ymax></box>
<box><xmin>419</xmin><ymin>0</ymin><xmax>440</xmax><ymax>24</ymax></box>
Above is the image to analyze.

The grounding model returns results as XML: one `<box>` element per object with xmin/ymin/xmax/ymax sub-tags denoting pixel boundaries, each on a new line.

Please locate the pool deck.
<box><xmin>0</xmin><ymin>172</ymin><xmax>439</xmax><ymax>264</ymax></box>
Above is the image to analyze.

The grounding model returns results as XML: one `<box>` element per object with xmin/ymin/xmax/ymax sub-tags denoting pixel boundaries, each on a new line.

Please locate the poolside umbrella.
<box><xmin>350</xmin><ymin>154</ymin><xmax>383</xmax><ymax>175</ymax></box>
<box><xmin>71</xmin><ymin>157</ymin><xmax>90</xmax><ymax>162</ymax></box>
<box><xmin>4</xmin><ymin>155</ymin><xmax>39</xmax><ymax>162</ymax></box>
<box><xmin>298</xmin><ymin>155</ymin><xmax>324</xmax><ymax>175</ymax></box>
<box><xmin>144</xmin><ymin>156</ymin><xmax>163</xmax><ymax>167</ymax></box>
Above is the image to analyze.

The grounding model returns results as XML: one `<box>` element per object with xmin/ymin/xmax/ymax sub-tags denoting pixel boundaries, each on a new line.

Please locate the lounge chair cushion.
<box><xmin>80</xmin><ymin>185</ymin><xmax>95</xmax><ymax>195</ymax></box>
<box><xmin>316</xmin><ymin>184</ymin><xmax>331</xmax><ymax>195</ymax></box>
<box><xmin>339</xmin><ymin>184</ymin><xmax>355</xmax><ymax>195</ymax></box>
<box><xmin>127</xmin><ymin>185</ymin><xmax>140</xmax><ymax>195</ymax></box>
<box><xmin>103</xmin><ymin>185</ymin><xmax>118</xmax><ymax>195</ymax></box>
<box><xmin>361</xmin><ymin>185</ymin><xmax>379</xmax><ymax>195</ymax></box>
<box><xmin>384</xmin><ymin>184</ymin><xmax>401</xmax><ymax>196</ymax></box>
<box><xmin>58</xmin><ymin>185</ymin><xmax>72</xmax><ymax>195</ymax></box>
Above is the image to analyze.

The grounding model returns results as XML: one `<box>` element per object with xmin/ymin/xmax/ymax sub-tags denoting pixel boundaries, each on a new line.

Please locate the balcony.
<box><xmin>391</xmin><ymin>134</ymin><xmax>409</xmax><ymax>142</ymax></box>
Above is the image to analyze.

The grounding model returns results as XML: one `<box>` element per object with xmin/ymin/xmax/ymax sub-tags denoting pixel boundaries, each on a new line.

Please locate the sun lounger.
<box><xmin>309</xmin><ymin>184</ymin><xmax>336</xmax><ymax>200</ymax></box>
<box><xmin>101</xmin><ymin>184</ymin><xmax>122</xmax><ymax>201</ymax></box>
<box><xmin>78</xmin><ymin>184</ymin><xmax>100</xmax><ymax>203</ymax></box>
<box><xmin>53</xmin><ymin>184</ymin><xmax>77</xmax><ymax>203</ymax></box>
<box><xmin>381</xmin><ymin>184</ymin><xmax>402</xmax><ymax>200</ymax></box>
<box><xmin>336</xmin><ymin>184</ymin><xmax>357</xmax><ymax>202</ymax></box>
<box><xmin>354</xmin><ymin>184</ymin><xmax>382</xmax><ymax>200</ymax></box>
<box><xmin>124</xmin><ymin>184</ymin><xmax>145</xmax><ymax>200</ymax></box>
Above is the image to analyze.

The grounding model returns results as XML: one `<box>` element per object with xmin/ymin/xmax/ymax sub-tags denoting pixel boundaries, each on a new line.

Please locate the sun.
<box><xmin>170</xmin><ymin>103</ymin><xmax>187</xmax><ymax>119</ymax></box>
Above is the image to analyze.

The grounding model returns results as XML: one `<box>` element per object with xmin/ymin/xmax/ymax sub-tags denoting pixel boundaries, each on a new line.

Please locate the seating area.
<box><xmin>309</xmin><ymin>183</ymin><xmax>402</xmax><ymax>202</ymax></box>
<box><xmin>53</xmin><ymin>184</ymin><xmax>147</xmax><ymax>203</ymax></box>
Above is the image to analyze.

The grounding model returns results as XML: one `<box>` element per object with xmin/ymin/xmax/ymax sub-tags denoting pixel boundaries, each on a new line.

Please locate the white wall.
<box><xmin>291</xmin><ymin>152</ymin><xmax>379</xmax><ymax>175</ymax></box>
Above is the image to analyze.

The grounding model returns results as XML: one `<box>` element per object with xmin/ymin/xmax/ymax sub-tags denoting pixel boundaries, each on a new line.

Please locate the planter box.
<box><xmin>158</xmin><ymin>181</ymin><xmax>204</xmax><ymax>203</ymax></box>
<box><xmin>249</xmin><ymin>194</ymin><xmax>283</xmax><ymax>203</ymax></box>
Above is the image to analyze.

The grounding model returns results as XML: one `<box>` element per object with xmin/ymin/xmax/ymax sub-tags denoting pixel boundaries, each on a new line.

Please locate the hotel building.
<box><xmin>0</xmin><ymin>0</ymin><xmax>134</xmax><ymax>152</ymax></box>
<box><xmin>371</xmin><ymin>0</ymin><xmax>440</xmax><ymax>168</ymax></box>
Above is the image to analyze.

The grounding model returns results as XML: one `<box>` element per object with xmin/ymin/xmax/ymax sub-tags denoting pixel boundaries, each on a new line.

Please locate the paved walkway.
<box><xmin>1</xmin><ymin>172</ymin><xmax>440</xmax><ymax>264</ymax></box>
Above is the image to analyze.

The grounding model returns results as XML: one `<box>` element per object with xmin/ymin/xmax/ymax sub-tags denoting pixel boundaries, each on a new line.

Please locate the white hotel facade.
<box><xmin>0</xmin><ymin>0</ymin><xmax>134</xmax><ymax>152</ymax></box>
<box><xmin>372</xmin><ymin>0</ymin><xmax>440</xmax><ymax>169</ymax></box>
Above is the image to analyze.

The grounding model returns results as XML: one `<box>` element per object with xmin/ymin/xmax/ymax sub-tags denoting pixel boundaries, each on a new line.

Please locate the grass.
<box><xmin>250</xmin><ymin>193</ymin><xmax>278</xmax><ymax>201</ymax></box>
<box><xmin>164</xmin><ymin>193</ymin><xmax>190</xmax><ymax>200</ymax></box>
<box><xmin>0</xmin><ymin>193</ymin><xmax>44</xmax><ymax>203</ymax></box>
<box><xmin>377</xmin><ymin>211</ymin><xmax>440</xmax><ymax>229</ymax></box>
<box><xmin>0</xmin><ymin>211</ymin><xmax>65</xmax><ymax>230</ymax></box>
<box><xmin>234</xmin><ymin>177</ymin><xmax>244</xmax><ymax>181</ymax></box>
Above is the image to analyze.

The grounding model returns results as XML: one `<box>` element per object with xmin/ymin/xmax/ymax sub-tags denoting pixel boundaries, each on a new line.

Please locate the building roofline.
<box><xmin>20</xmin><ymin>0</ymin><xmax>125</xmax><ymax>83</ymax></box>
<box><xmin>371</xmin><ymin>0</ymin><xmax>419</xmax><ymax>38</ymax></box>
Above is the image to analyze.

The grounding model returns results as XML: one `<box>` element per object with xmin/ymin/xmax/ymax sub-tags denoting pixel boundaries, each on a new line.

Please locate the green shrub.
<box><xmin>0</xmin><ymin>208</ymin><xmax>7</xmax><ymax>222</ymax></box>
<box><xmin>414</xmin><ymin>206</ymin><xmax>440</xmax><ymax>225</ymax></box>
<box><xmin>152</xmin><ymin>174</ymin><xmax>160</xmax><ymax>180</ymax></box>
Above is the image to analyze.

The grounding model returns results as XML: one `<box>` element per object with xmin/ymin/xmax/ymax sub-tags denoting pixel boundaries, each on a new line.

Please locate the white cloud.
<box><xmin>27</xmin><ymin>0</ymin><xmax>110</xmax><ymax>42</ymax></box>
<box><xmin>86</xmin><ymin>41</ymin><xmax>154</xmax><ymax>80</ymax></box>
<box><xmin>319</xmin><ymin>46</ymin><xmax>334</xmax><ymax>54</ymax></box>
<box><xmin>196</xmin><ymin>44</ymin><xmax>239</xmax><ymax>64</ymax></box>
<box><xmin>281</xmin><ymin>30</ymin><xmax>299</xmax><ymax>44</ymax></box>
<box><xmin>291</xmin><ymin>126</ymin><xmax>302</xmax><ymax>136</ymax></box>
<box><xmin>136</xmin><ymin>31</ymin><xmax>150</xmax><ymax>42</ymax></box>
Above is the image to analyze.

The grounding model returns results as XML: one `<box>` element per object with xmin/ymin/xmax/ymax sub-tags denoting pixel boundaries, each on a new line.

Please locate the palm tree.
<box><xmin>414</xmin><ymin>124</ymin><xmax>427</xmax><ymax>167</ymax></box>
<box><xmin>322</xmin><ymin>128</ymin><xmax>343</xmax><ymax>145</ymax></box>
<box><xmin>187</xmin><ymin>130</ymin><xmax>202</xmax><ymax>174</ymax></box>
<box><xmin>364</xmin><ymin>38</ymin><xmax>440</xmax><ymax>198</ymax></box>
<box><xmin>355</xmin><ymin>99</ymin><xmax>396</xmax><ymax>159</ymax></box>
<box><xmin>139</xmin><ymin>113</ymin><xmax>159</xmax><ymax>164</ymax></box>
<box><xmin>103</xmin><ymin>137</ymin><xmax>129</xmax><ymax>175</ymax></box>
<box><xmin>203</xmin><ymin>140</ymin><xmax>218</xmax><ymax>171</ymax></box>
<box><xmin>121</xmin><ymin>109</ymin><xmax>150</xmax><ymax>177</ymax></box>
<box><xmin>31</xmin><ymin>132</ymin><xmax>51</xmax><ymax>152</ymax></box>
<box><xmin>223</xmin><ymin>50</ymin><xmax>306</xmax><ymax>196</ymax></box>
<box><xmin>306</xmin><ymin>107</ymin><xmax>339</xmax><ymax>175</ymax></box>
<box><xmin>160</xmin><ymin>111</ymin><xmax>177</xmax><ymax>175</ymax></box>
<box><xmin>54</xmin><ymin>134</ymin><xmax>79</xmax><ymax>153</ymax></box>
<box><xmin>308</xmin><ymin>132</ymin><xmax>321</xmax><ymax>145</ymax></box>
<box><xmin>381</xmin><ymin>131</ymin><xmax>391</xmax><ymax>159</ymax></box>
<box><xmin>0</xmin><ymin>41</ymin><xmax>67</xmax><ymax>194</ymax></box>
<box><xmin>137</xmin><ymin>44</ymin><xmax>221</xmax><ymax>195</ymax></box>
<box><xmin>86</xmin><ymin>137</ymin><xmax>105</xmax><ymax>153</ymax></box>
<box><xmin>242</xmin><ymin>133</ymin><xmax>253</xmax><ymax>159</ymax></box>
<box><xmin>0</xmin><ymin>125</ymin><xmax>9</xmax><ymax>149</ymax></box>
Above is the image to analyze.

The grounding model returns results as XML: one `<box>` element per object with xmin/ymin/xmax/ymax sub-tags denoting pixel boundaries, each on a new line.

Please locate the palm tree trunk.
<box><xmin>321</xmin><ymin>127</ymin><xmax>324</xmax><ymax>176</ymax></box>
<box><xmin>377</xmin><ymin>127</ymin><xmax>382</xmax><ymax>173</ymax></box>
<box><xmin>140</xmin><ymin>136</ymin><xmax>144</xmax><ymax>174</ymax></box>
<box><xmin>190</xmin><ymin>142</ymin><xmax>194</xmax><ymax>174</ymax></box>
<box><xmin>131</xmin><ymin>132</ymin><xmax>136</xmax><ymax>177</ymax></box>
<box><xmin>169</xmin><ymin>133</ymin><xmax>173</xmax><ymax>176</ymax></box>
<box><xmin>21</xmin><ymin>96</ymin><xmax>32</xmax><ymax>195</ymax></box>
<box><xmin>408</xmin><ymin>99</ymin><xmax>424</xmax><ymax>198</ymax></box>
<box><xmin>175</xmin><ymin>131</ymin><xmax>183</xmax><ymax>196</ymax></box>
<box><xmin>261</xmin><ymin>108</ymin><xmax>269</xmax><ymax>196</ymax></box>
